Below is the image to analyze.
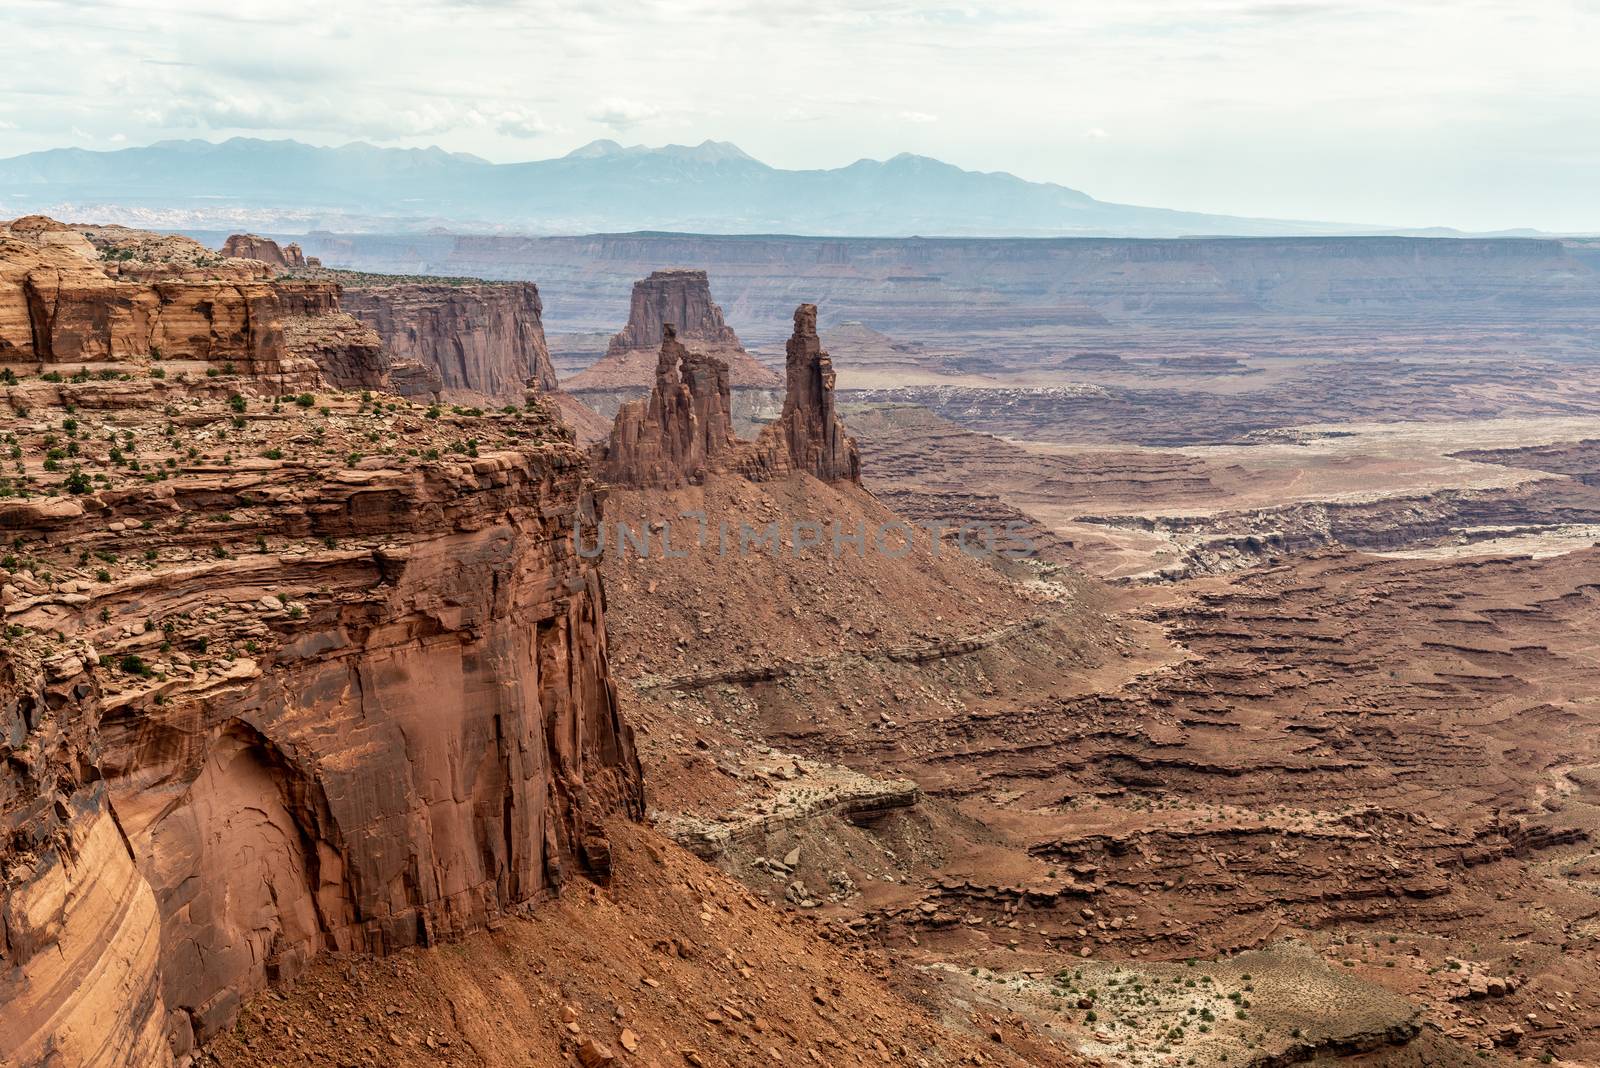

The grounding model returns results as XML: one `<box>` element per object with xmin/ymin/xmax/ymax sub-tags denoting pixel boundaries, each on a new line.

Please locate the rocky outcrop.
<box><xmin>595</xmin><ymin>304</ymin><xmax>858</xmax><ymax>489</ymax></box>
<box><xmin>565</xmin><ymin>270</ymin><xmax>779</xmax><ymax>392</ymax></box>
<box><xmin>598</xmin><ymin>325</ymin><xmax>746</xmax><ymax>487</ymax></box>
<box><xmin>0</xmin><ymin>222</ymin><xmax>436</xmax><ymax>400</ymax></box>
<box><xmin>607</xmin><ymin>269</ymin><xmax>741</xmax><ymax>357</ymax></box>
<box><xmin>0</xmin><ymin>230</ymin><xmax>328</xmax><ymax>385</ymax></box>
<box><xmin>279</xmin><ymin>310</ymin><xmax>443</xmax><ymax>395</ymax></box>
<box><xmin>0</xmin><ymin>223</ymin><xmax>644</xmax><ymax>1065</ymax></box>
<box><xmin>763</xmin><ymin>304</ymin><xmax>861</xmax><ymax>484</ymax></box>
<box><xmin>220</xmin><ymin>233</ymin><xmax>306</xmax><ymax>268</ymax></box>
<box><xmin>341</xmin><ymin>283</ymin><xmax>558</xmax><ymax>403</ymax></box>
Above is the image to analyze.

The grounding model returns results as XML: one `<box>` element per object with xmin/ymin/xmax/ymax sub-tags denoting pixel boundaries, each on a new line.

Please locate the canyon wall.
<box><xmin>220</xmin><ymin>233</ymin><xmax>307</xmax><ymax>268</ymax></box>
<box><xmin>292</xmin><ymin>231</ymin><xmax>1600</xmax><ymax>339</ymax></box>
<box><xmin>0</xmin><ymin>222</ymin><xmax>643</xmax><ymax>1065</ymax></box>
<box><xmin>341</xmin><ymin>283</ymin><xmax>559</xmax><ymax>404</ymax></box>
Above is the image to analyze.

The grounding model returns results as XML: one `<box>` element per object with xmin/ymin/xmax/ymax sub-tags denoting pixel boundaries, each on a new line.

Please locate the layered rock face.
<box><xmin>0</xmin><ymin>223</ymin><xmax>450</xmax><ymax>404</ymax></box>
<box><xmin>301</xmin><ymin>231</ymin><xmax>1600</xmax><ymax>340</ymax></box>
<box><xmin>607</xmin><ymin>268</ymin><xmax>741</xmax><ymax>356</ymax></box>
<box><xmin>596</xmin><ymin>304</ymin><xmax>858</xmax><ymax>489</ymax></box>
<box><xmin>0</xmin><ymin>223</ymin><xmax>644</xmax><ymax>1065</ymax></box>
<box><xmin>565</xmin><ymin>269</ymin><xmax>779</xmax><ymax>392</ymax></box>
<box><xmin>0</xmin><ymin>223</ymin><xmax>350</xmax><ymax>392</ymax></box>
<box><xmin>769</xmin><ymin>303</ymin><xmax>861</xmax><ymax>484</ymax></box>
<box><xmin>598</xmin><ymin>325</ymin><xmax>744</xmax><ymax>486</ymax></box>
<box><xmin>220</xmin><ymin>233</ymin><xmax>307</xmax><ymax>268</ymax></box>
<box><xmin>340</xmin><ymin>283</ymin><xmax>559</xmax><ymax>403</ymax></box>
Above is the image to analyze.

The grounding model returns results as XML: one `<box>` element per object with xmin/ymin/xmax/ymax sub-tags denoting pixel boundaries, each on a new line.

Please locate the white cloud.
<box><xmin>492</xmin><ymin>108</ymin><xmax>550</xmax><ymax>139</ymax></box>
<box><xmin>586</xmin><ymin>97</ymin><xmax>662</xmax><ymax>132</ymax></box>
<box><xmin>131</xmin><ymin>82</ymin><xmax>547</xmax><ymax>142</ymax></box>
<box><xmin>0</xmin><ymin>0</ymin><xmax>1597</xmax><ymax>230</ymax></box>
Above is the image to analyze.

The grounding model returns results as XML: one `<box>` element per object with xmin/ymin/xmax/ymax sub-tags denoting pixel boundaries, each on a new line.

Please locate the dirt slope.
<box><xmin>205</xmin><ymin>822</ymin><xmax>1083</xmax><ymax>1068</ymax></box>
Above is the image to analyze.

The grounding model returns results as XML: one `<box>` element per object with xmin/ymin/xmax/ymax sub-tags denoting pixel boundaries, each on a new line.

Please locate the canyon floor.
<box><xmin>20</xmin><ymin>224</ymin><xmax>1600</xmax><ymax>1067</ymax></box>
<box><xmin>218</xmin><ymin>314</ymin><xmax>1600</xmax><ymax>1067</ymax></box>
<box><xmin>564</xmin><ymin>312</ymin><xmax>1600</xmax><ymax>1067</ymax></box>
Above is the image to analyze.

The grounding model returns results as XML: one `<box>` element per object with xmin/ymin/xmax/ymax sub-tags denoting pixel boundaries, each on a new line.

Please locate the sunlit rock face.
<box><xmin>0</xmin><ymin>219</ymin><xmax>644</xmax><ymax>1066</ymax></box>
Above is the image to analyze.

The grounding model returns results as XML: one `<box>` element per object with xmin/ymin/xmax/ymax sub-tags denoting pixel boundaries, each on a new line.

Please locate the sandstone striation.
<box><xmin>220</xmin><ymin>233</ymin><xmax>307</xmax><ymax>268</ymax></box>
<box><xmin>341</xmin><ymin>282</ymin><xmax>559</xmax><ymax>403</ymax></box>
<box><xmin>0</xmin><ymin>221</ymin><xmax>454</xmax><ymax>406</ymax></box>
<box><xmin>0</xmin><ymin>221</ymin><xmax>644</xmax><ymax>1065</ymax></box>
<box><xmin>565</xmin><ymin>269</ymin><xmax>779</xmax><ymax>393</ymax></box>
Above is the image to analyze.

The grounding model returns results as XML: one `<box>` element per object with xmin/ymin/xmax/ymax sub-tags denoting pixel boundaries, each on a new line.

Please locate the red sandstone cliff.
<box><xmin>0</xmin><ymin>222</ymin><xmax>643</xmax><ymax>1066</ymax></box>
<box><xmin>0</xmin><ymin>221</ymin><xmax>440</xmax><ymax>400</ymax></box>
<box><xmin>565</xmin><ymin>269</ymin><xmax>779</xmax><ymax>392</ymax></box>
<box><xmin>596</xmin><ymin>303</ymin><xmax>858</xmax><ymax>489</ymax></box>
<box><xmin>598</xmin><ymin>324</ymin><xmax>744</xmax><ymax>486</ymax></box>
<box><xmin>766</xmin><ymin>303</ymin><xmax>862</xmax><ymax>484</ymax></box>
<box><xmin>2</xmin><ymin>225</ymin><xmax>323</xmax><ymax>382</ymax></box>
<box><xmin>221</xmin><ymin>233</ymin><xmax>307</xmax><ymax>268</ymax></box>
<box><xmin>341</xmin><ymin>283</ymin><xmax>558</xmax><ymax>403</ymax></box>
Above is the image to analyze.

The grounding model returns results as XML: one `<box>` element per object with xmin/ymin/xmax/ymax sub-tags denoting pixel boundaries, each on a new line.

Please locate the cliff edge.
<box><xmin>0</xmin><ymin>219</ymin><xmax>643</xmax><ymax>1066</ymax></box>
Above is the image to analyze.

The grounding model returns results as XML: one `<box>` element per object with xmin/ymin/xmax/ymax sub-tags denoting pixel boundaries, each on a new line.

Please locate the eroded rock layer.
<box><xmin>565</xmin><ymin>269</ymin><xmax>779</xmax><ymax>392</ymax></box>
<box><xmin>596</xmin><ymin>304</ymin><xmax>859</xmax><ymax>489</ymax></box>
<box><xmin>767</xmin><ymin>304</ymin><xmax>861</xmax><ymax>485</ymax></box>
<box><xmin>220</xmin><ymin>234</ymin><xmax>307</xmax><ymax>269</ymax></box>
<box><xmin>0</xmin><ymin>221</ymin><xmax>643</xmax><ymax>1066</ymax></box>
<box><xmin>340</xmin><ymin>282</ymin><xmax>559</xmax><ymax>403</ymax></box>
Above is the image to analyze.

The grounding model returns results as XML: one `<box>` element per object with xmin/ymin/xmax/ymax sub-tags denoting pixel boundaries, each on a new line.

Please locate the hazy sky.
<box><xmin>3</xmin><ymin>0</ymin><xmax>1598</xmax><ymax>231</ymax></box>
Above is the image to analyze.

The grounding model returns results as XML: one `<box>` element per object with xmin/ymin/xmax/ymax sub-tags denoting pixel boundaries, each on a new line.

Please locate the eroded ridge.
<box><xmin>0</xmin><ymin>219</ymin><xmax>643</xmax><ymax>1066</ymax></box>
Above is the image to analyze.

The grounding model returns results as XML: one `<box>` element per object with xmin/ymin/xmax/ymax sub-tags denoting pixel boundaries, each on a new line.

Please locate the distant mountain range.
<box><xmin>0</xmin><ymin>136</ymin><xmax>1552</xmax><ymax>238</ymax></box>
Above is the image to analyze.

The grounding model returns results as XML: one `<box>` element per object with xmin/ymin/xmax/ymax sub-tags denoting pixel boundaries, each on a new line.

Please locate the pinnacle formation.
<box><xmin>597</xmin><ymin>305</ymin><xmax>860</xmax><ymax>489</ymax></box>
